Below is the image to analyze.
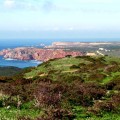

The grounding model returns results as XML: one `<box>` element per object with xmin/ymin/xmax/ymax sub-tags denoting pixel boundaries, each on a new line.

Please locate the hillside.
<box><xmin>0</xmin><ymin>66</ymin><xmax>22</xmax><ymax>76</ymax></box>
<box><xmin>0</xmin><ymin>56</ymin><xmax>120</xmax><ymax>119</ymax></box>
<box><xmin>25</xmin><ymin>56</ymin><xmax>120</xmax><ymax>84</ymax></box>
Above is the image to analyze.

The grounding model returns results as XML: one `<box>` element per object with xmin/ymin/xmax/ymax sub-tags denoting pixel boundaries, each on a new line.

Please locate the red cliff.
<box><xmin>0</xmin><ymin>47</ymin><xmax>83</xmax><ymax>62</ymax></box>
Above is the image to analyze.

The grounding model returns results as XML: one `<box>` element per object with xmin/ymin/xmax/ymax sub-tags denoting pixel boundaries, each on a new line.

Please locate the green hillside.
<box><xmin>0</xmin><ymin>56</ymin><xmax>120</xmax><ymax>119</ymax></box>
<box><xmin>0</xmin><ymin>66</ymin><xmax>22</xmax><ymax>76</ymax></box>
<box><xmin>25</xmin><ymin>56</ymin><xmax>120</xmax><ymax>84</ymax></box>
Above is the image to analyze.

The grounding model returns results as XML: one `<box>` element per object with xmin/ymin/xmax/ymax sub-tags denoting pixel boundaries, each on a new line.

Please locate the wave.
<box><xmin>4</xmin><ymin>58</ymin><xmax>17</xmax><ymax>61</ymax></box>
<box><xmin>4</xmin><ymin>58</ymin><xmax>42</xmax><ymax>64</ymax></box>
<box><xmin>30</xmin><ymin>60</ymin><xmax>42</xmax><ymax>64</ymax></box>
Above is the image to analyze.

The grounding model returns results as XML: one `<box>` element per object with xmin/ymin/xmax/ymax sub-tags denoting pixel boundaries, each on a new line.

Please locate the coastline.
<box><xmin>0</xmin><ymin>56</ymin><xmax>42</xmax><ymax>68</ymax></box>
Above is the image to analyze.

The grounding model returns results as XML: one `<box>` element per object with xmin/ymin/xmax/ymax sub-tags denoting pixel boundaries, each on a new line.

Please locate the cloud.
<box><xmin>2</xmin><ymin>0</ymin><xmax>70</xmax><ymax>13</ymax></box>
<box><xmin>4</xmin><ymin>0</ymin><xmax>15</xmax><ymax>8</ymax></box>
<box><xmin>2</xmin><ymin>0</ymin><xmax>117</xmax><ymax>14</ymax></box>
<box><xmin>3</xmin><ymin>0</ymin><xmax>57</xmax><ymax>12</ymax></box>
<box><xmin>42</xmin><ymin>1</ymin><xmax>56</xmax><ymax>12</ymax></box>
<box><xmin>3</xmin><ymin>0</ymin><xmax>36</xmax><ymax>11</ymax></box>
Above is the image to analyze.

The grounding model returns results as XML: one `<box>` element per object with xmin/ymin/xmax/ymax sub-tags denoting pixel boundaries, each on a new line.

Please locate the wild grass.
<box><xmin>0</xmin><ymin>107</ymin><xmax>41</xmax><ymax>120</ymax></box>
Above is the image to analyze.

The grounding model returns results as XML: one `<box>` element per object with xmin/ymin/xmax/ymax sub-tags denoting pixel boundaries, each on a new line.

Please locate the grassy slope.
<box><xmin>0</xmin><ymin>56</ymin><xmax>120</xmax><ymax>119</ymax></box>
<box><xmin>25</xmin><ymin>56</ymin><xmax>120</xmax><ymax>119</ymax></box>
<box><xmin>25</xmin><ymin>56</ymin><xmax>120</xmax><ymax>84</ymax></box>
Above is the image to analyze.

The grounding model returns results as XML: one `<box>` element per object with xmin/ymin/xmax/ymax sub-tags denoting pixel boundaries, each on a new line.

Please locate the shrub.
<box><xmin>18</xmin><ymin>116</ymin><xmax>32</xmax><ymax>120</ymax></box>
<box><xmin>67</xmin><ymin>82</ymin><xmax>106</xmax><ymax>106</ymax></box>
<box><xmin>70</xmin><ymin>65</ymin><xmax>80</xmax><ymax>69</ymax></box>
<box><xmin>88</xmin><ymin>73</ymin><xmax>107</xmax><ymax>82</ymax></box>
<box><xmin>33</xmin><ymin>82</ymin><xmax>67</xmax><ymax>108</ymax></box>
<box><xmin>89</xmin><ymin>93</ymin><xmax>120</xmax><ymax>114</ymax></box>
<box><xmin>104</xmin><ymin>65</ymin><xmax>120</xmax><ymax>73</ymax></box>
<box><xmin>65</xmin><ymin>55</ymin><xmax>72</xmax><ymax>58</ymax></box>
<box><xmin>37</xmin><ymin>107</ymin><xmax>75</xmax><ymax>120</ymax></box>
<box><xmin>106</xmin><ymin>76</ymin><xmax>120</xmax><ymax>90</ymax></box>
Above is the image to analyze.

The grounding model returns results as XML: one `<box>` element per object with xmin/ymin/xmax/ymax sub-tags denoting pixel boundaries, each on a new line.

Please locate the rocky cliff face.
<box><xmin>0</xmin><ymin>47</ymin><xmax>83</xmax><ymax>61</ymax></box>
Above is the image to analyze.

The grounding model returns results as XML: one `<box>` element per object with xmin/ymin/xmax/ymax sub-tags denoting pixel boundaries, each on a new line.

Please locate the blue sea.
<box><xmin>0</xmin><ymin>38</ymin><xmax>119</xmax><ymax>68</ymax></box>
<box><xmin>0</xmin><ymin>39</ymin><xmax>53</xmax><ymax>68</ymax></box>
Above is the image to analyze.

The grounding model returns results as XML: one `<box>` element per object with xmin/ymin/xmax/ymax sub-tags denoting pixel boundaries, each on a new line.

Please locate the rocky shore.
<box><xmin>0</xmin><ymin>47</ymin><xmax>83</xmax><ymax>62</ymax></box>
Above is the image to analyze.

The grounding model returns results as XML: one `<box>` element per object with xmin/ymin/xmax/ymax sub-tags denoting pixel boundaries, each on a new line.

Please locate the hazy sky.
<box><xmin>0</xmin><ymin>0</ymin><xmax>120</xmax><ymax>39</ymax></box>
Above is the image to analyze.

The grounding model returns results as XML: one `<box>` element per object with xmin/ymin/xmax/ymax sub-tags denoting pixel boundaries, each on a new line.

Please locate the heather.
<box><xmin>0</xmin><ymin>56</ymin><xmax>120</xmax><ymax>119</ymax></box>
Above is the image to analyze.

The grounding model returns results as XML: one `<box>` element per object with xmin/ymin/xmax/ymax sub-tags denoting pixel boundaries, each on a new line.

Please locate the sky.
<box><xmin>0</xmin><ymin>0</ymin><xmax>120</xmax><ymax>39</ymax></box>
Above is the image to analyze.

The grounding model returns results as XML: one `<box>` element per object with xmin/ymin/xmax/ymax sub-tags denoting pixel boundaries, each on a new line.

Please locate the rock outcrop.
<box><xmin>0</xmin><ymin>47</ymin><xmax>83</xmax><ymax>61</ymax></box>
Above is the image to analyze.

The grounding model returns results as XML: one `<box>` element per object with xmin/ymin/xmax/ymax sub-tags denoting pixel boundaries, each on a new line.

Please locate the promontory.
<box><xmin>0</xmin><ymin>47</ymin><xmax>83</xmax><ymax>61</ymax></box>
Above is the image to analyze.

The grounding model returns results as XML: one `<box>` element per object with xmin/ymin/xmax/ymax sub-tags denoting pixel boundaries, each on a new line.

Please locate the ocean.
<box><xmin>0</xmin><ymin>39</ymin><xmax>52</xmax><ymax>68</ymax></box>
<box><xmin>0</xmin><ymin>38</ymin><xmax>119</xmax><ymax>68</ymax></box>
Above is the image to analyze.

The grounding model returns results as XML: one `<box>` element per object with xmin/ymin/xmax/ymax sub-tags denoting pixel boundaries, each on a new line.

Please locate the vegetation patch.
<box><xmin>0</xmin><ymin>56</ymin><xmax>120</xmax><ymax>119</ymax></box>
